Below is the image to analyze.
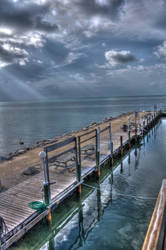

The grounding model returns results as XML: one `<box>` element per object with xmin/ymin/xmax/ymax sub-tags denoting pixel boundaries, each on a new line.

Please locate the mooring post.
<box><xmin>108</xmin><ymin>122</ymin><xmax>113</xmax><ymax>166</ymax></box>
<box><xmin>39</xmin><ymin>151</ymin><xmax>51</xmax><ymax>206</ymax></box>
<box><xmin>120</xmin><ymin>136</ymin><xmax>123</xmax><ymax>156</ymax></box>
<box><xmin>96</xmin><ymin>128</ymin><xmax>100</xmax><ymax>178</ymax></box>
<box><xmin>76</xmin><ymin>137</ymin><xmax>82</xmax><ymax>195</ymax></box>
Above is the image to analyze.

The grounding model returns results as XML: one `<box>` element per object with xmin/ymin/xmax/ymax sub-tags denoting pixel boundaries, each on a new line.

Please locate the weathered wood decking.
<box><xmin>0</xmin><ymin>111</ymin><xmax>160</xmax><ymax>249</ymax></box>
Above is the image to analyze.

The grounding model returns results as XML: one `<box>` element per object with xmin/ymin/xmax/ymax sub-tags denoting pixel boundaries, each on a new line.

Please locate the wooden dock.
<box><xmin>0</xmin><ymin>111</ymin><xmax>160</xmax><ymax>249</ymax></box>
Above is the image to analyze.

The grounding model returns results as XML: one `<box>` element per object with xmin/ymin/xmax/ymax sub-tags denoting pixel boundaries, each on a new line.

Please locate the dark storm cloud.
<box><xmin>105</xmin><ymin>50</ymin><xmax>136</xmax><ymax>66</ymax></box>
<box><xmin>77</xmin><ymin>0</ymin><xmax>124</xmax><ymax>19</ymax></box>
<box><xmin>0</xmin><ymin>0</ymin><xmax>57</xmax><ymax>33</ymax></box>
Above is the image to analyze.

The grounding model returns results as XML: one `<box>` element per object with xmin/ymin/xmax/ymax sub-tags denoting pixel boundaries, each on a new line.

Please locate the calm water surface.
<box><xmin>11</xmin><ymin>119</ymin><xmax>166</xmax><ymax>250</ymax></box>
<box><xmin>0</xmin><ymin>95</ymin><xmax>166</xmax><ymax>156</ymax></box>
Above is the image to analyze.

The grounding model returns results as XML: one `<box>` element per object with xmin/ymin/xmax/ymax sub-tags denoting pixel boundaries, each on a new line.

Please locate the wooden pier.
<box><xmin>0</xmin><ymin>111</ymin><xmax>161</xmax><ymax>249</ymax></box>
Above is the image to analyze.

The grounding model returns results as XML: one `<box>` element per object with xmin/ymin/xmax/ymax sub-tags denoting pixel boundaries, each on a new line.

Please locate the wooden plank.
<box><xmin>100</xmin><ymin>126</ymin><xmax>109</xmax><ymax>133</ymax></box>
<box><xmin>48</xmin><ymin>147</ymin><xmax>75</xmax><ymax>162</ymax></box>
<box><xmin>81</xmin><ymin>135</ymin><xmax>96</xmax><ymax>144</ymax></box>
<box><xmin>1</xmin><ymin>210</ymin><xmax>48</xmax><ymax>250</ymax></box>
<box><xmin>79</xmin><ymin>129</ymin><xmax>96</xmax><ymax>138</ymax></box>
<box><xmin>45</xmin><ymin>136</ymin><xmax>75</xmax><ymax>152</ymax></box>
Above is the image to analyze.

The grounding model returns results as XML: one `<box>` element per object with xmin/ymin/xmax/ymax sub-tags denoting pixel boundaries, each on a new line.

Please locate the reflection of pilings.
<box><xmin>143</xmin><ymin>135</ymin><xmax>145</xmax><ymax>146</ymax></box>
<box><xmin>110</xmin><ymin>166</ymin><xmax>114</xmax><ymax>185</ymax></box>
<box><xmin>128</xmin><ymin>151</ymin><xmax>131</xmax><ymax>176</ymax></box>
<box><xmin>134</xmin><ymin>147</ymin><xmax>138</xmax><ymax>170</ymax></box>
<box><xmin>48</xmin><ymin>238</ymin><xmax>55</xmax><ymax>250</ymax></box>
<box><xmin>68</xmin><ymin>200</ymin><xmax>85</xmax><ymax>249</ymax></box>
<box><xmin>78</xmin><ymin>199</ymin><xmax>85</xmax><ymax>247</ymax></box>
<box><xmin>120</xmin><ymin>160</ymin><xmax>123</xmax><ymax>174</ymax></box>
<box><xmin>134</xmin><ymin>145</ymin><xmax>141</xmax><ymax>170</ymax></box>
<box><xmin>97</xmin><ymin>180</ymin><xmax>102</xmax><ymax>221</ymax></box>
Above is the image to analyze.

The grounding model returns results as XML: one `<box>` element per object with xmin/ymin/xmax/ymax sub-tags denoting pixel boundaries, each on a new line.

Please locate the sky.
<box><xmin>0</xmin><ymin>0</ymin><xmax>166</xmax><ymax>101</ymax></box>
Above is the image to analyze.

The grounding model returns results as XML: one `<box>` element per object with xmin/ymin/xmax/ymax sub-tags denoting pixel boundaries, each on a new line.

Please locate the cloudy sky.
<box><xmin>0</xmin><ymin>0</ymin><xmax>166</xmax><ymax>101</ymax></box>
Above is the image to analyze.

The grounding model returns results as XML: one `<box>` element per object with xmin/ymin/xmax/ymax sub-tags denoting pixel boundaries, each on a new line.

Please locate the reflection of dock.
<box><xmin>0</xmin><ymin>111</ymin><xmax>161</xmax><ymax>249</ymax></box>
<box><xmin>142</xmin><ymin>180</ymin><xmax>166</xmax><ymax>250</ymax></box>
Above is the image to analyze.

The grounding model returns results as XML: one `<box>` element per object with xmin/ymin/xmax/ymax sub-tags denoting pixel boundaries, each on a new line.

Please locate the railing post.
<box><xmin>76</xmin><ymin>137</ymin><xmax>82</xmax><ymax>195</ymax></box>
<box><xmin>108</xmin><ymin>122</ymin><xmax>113</xmax><ymax>166</ymax></box>
<box><xmin>39</xmin><ymin>151</ymin><xmax>51</xmax><ymax>206</ymax></box>
<box><xmin>120</xmin><ymin>136</ymin><xmax>123</xmax><ymax>156</ymax></box>
<box><xmin>96</xmin><ymin>128</ymin><xmax>100</xmax><ymax>178</ymax></box>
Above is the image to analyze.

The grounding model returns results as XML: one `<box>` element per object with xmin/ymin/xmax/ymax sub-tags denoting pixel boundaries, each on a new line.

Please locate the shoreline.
<box><xmin>0</xmin><ymin>111</ymin><xmax>133</xmax><ymax>162</ymax></box>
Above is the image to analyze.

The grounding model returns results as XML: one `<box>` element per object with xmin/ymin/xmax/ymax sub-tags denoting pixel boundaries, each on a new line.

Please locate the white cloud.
<box><xmin>105</xmin><ymin>50</ymin><xmax>136</xmax><ymax>66</ymax></box>
<box><xmin>65</xmin><ymin>52</ymin><xmax>83</xmax><ymax>64</ymax></box>
<box><xmin>154</xmin><ymin>41</ymin><xmax>166</xmax><ymax>60</ymax></box>
<box><xmin>0</xmin><ymin>43</ymin><xmax>29</xmax><ymax>67</ymax></box>
<box><xmin>106</xmin><ymin>63</ymin><xmax>166</xmax><ymax>76</ymax></box>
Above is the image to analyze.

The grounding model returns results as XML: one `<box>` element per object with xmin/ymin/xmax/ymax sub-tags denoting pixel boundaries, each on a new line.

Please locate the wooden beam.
<box><xmin>142</xmin><ymin>179</ymin><xmax>166</xmax><ymax>250</ymax></box>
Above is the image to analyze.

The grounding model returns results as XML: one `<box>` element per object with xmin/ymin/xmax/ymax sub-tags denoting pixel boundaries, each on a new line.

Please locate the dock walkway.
<box><xmin>0</xmin><ymin>111</ymin><xmax>158</xmax><ymax>249</ymax></box>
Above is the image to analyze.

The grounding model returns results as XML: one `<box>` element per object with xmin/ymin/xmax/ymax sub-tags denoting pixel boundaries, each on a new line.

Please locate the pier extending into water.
<box><xmin>0</xmin><ymin>110</ymin><xmax>162</xmax><ymax>249</ymax></box>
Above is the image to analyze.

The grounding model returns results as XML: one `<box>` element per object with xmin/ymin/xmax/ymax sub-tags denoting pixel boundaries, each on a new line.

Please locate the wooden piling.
<box><xmin>39</xmin><ymin>151</ymin><xmax>51</xmax><ymax>206</ymax></box>
<box><xmin>76</xmin><ymin>137</ymin><xmax>82</xmax><ymax>195</ymax></box>
<box><xmin>96</xmin><ymin>128</ymin><xmax>100</xmax><ymax>178</ymax></box>
<box><xmin>108</xmin><ymin>123</ymin><xmax>113</xmax><ymax>166</ymax></box>
<box><xmin>120</xmin><ymin>136</ymin><xmax>123</xmax><ymax>156</ymax></box>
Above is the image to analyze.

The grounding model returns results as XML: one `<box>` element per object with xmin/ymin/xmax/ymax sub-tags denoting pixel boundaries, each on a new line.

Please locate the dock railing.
<box><xmin>42</xmin><ymin>137</ymin><xmax>79</xmax><ymax>205</ymax></box>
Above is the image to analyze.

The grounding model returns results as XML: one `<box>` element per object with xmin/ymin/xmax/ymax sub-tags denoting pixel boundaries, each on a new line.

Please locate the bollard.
<box><xmin>39</xmin><ymin>151</ymin><xmax>50</xmax><ymax>206</ymax></box>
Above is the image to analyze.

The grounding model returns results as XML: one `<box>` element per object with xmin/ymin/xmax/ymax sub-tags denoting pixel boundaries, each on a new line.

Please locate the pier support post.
<box><xmin>96</xmin><ymin>128</ymin><xmax>100</xmax><ymax>178</ymax></box>
<box><xmin>76</xmin><ymin>137</ymin><xmax>82</xmax><ymax>195</ymax></box>
<box><xmin>39</xmin><ymin>151</ymin><xmax>51</xmax><ymax>206</ymax></box>
<box><xmin>120</xmin><ymin>136</ymin><xmax>123</xmax><ymax>156</ymax></box>
<box><xmin>108</xmin><ymin>123</ymin><xmax>113</xmax><ymax>166</ymax></box>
